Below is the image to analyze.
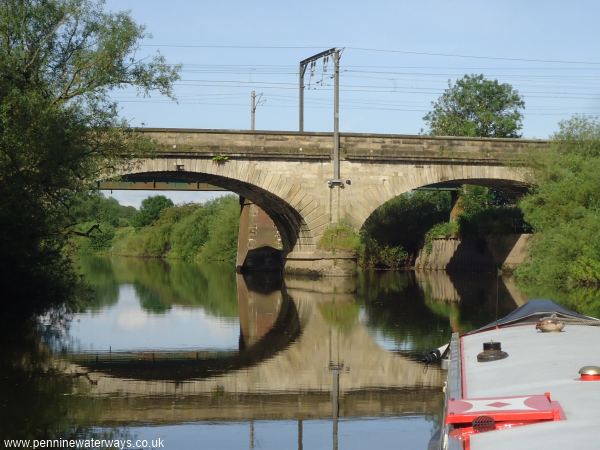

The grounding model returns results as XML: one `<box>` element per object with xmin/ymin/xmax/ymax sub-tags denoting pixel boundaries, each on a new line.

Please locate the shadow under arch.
<box><xmin>103</xmin><ymin>170</ymin><xmax>312</xmax><ymax>254</ymax></box>
<box><xmin>419</xmin><ymin>177</ymin><xmax>531</xmax><ymax>197</ymax></box>
<box><xmin>358</xmin><ymin>176</ymin><xmax>532</xmax><ymax>261</ymax></box>
<box><xmin>68</xmin><ymin>284</ymin><xmax>301</xmax><ymax>381</ymax></box>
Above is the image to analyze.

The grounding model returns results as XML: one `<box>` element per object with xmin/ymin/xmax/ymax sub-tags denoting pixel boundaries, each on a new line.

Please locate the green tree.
<box><xmin>518</xmin><ymin>116</ymin><xmax>600</xmax><ymax>289</ymax></box>
<box><xmin>70</xmin><ymin>192</ymin><xmax>136</xmax><ymax>227</ymax></box>
<box><xmin>0</xmin><ymin>0</ymin><xmax>180</xmax><ymax>319</ymax></box>
<box><xmin>132</xmin><ymin>195</ymin><xmax>175</xmax><ymax>228</ymax></box>
<box><xmin>199</xmin><ymin>196</ymin><xmax>241</xmax><ymax>262</ymax></box>
<box><xmin>106</xmin><ymin>196</ymin><xmax>241</xmax><ymax>263</ymax></box>
<box><xmin>423</xmin><ymin>74</ymin><xmax>525</xmax><ymax>138</ymax></box>
<box><xmin>421</xmin><ymin>74</ymin><xmax>526</xmax><ymax>242</ymax></box>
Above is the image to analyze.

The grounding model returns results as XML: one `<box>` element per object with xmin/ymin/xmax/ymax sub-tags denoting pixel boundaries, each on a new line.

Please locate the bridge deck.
<box><xmin>137</xmin><ymin>128</ymin><xmax>548</xmax><ymax>164</ymax></box>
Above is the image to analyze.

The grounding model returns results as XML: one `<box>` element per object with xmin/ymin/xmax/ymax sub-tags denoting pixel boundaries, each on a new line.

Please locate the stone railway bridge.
<box><xmin>102</xmin><ymin>129</ymin><xmax>548</xmax><ymax>274</ymax></box>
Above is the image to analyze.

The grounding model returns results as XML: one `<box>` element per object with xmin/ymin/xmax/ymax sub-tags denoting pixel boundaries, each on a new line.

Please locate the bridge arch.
<box><xmin>109</xmin><ymin>158</ymin><xmax>323</xmax><ymax>254</ymax></box>
<box><xmin>66</xmin><ymin>282</ymin><xmax>301</xmax><ymax>381</ymax></box>
<box><xmin>344</xmin><ymin>162</ymin><xmax>531</xmax><ymax>231</ymax></box>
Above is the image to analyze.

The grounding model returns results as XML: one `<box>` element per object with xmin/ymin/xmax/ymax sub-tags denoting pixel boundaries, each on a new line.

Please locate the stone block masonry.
<box><xmin>110</xmin><ymin>129</ymin><xmax>547</xmax><ymax>275</ymax></box>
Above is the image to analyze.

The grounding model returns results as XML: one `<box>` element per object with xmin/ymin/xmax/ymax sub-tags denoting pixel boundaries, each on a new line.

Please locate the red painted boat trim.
<box><xmin>446</xmin><ymin>395</ymin><xmax>562</xmax><ymax>424</ymax></box>
<box><xmin>449</xmin><ymin>401</ymin><xmax>566</xmax><ymax>449</ymax></box>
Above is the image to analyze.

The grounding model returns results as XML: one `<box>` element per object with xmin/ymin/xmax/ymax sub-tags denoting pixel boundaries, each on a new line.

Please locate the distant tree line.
<box><xmin>72</xmin><ymin>194</ymin><xmax>240</xmax><ymax>264</ymax></box>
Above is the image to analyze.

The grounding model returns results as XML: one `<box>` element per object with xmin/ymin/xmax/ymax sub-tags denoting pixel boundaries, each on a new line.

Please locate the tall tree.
<box><xmin>423</xmin><ymin>74</ymin><xmax>525</xmax><ymax>138</ymax></box>
<box><xmin>133</xmin><ymin>195</ymin><xmax>175</xmax><ymax>228</ymax></box>
<box><xmin>419</xmin><ymin>74</ymin><xmax>527</xmax><ymax>242</ymax></box>
<box><xmin>0</xmin><ymin>0</ymin><xmax>180</xmax><ymax>318</ymax></box>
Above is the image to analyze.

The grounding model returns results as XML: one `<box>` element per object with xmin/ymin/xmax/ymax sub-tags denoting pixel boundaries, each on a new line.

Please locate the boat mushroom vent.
<box><xmin>477</xmin><ymin>341</ymin><xmax>508</xmax><ymax>362</ymax></box>
<box><xmin>579</xmin><ymin>366</ymin><xmax>600</xmax><ymax>381</ymax></box>
<box><xmin>536</xmin><ymin>314</ymin><xmax>565</xmax><ymax>332</ymax></box>
<box><xmin>472</xmin><ymin>415</ymin><xmax>496</xmax><ymax>432</ymax></box>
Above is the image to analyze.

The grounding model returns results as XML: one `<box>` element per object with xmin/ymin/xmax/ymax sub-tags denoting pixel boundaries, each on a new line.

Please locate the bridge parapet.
<box><xmin>138</xmin><ymin>128</ymin><xmax>548</xmax><ymax>164</ymax></box>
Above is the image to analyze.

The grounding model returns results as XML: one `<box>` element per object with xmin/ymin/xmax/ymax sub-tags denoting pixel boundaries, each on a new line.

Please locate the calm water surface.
<box><xmin>2</xmin><ymin>256</ymin><xmax>527</xmax><ymax>449</ymax></box>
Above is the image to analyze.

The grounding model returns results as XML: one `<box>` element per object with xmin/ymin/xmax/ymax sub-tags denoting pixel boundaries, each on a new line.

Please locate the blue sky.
<box><xmin>103</xmin><ymin>0</ymin><xmax>600</xmax><ymax>206</ymax></box>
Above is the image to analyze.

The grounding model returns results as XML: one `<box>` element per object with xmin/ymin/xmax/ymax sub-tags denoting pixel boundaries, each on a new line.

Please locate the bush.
<box><xmin>317</xmin><ymin>222</ymin><xmax>360</xmax><ymax>252</ymax></box>
<box><xmin>132</xmin><ymin>195</ymin><xmax>174</xmax><ymax>228</ymax></box>
<box><xmin>358</xmin><ymin>236</ymin><xmax>409</xmax><ymax>269</ymax></box>
<box><xmin>423</xmin><ymin>221</ymin><xmax>459</xmax><ymax>254</ymax></box>
<box><xmin>70</xmin><ymin>192</ymin><xmax>136</xmax><ymax>227</ymax></box>
<box><xmin>199</xmin><ymin>196</ymin><xmax>240</xmax><ymax>262</ymax></box>
<box><xmin>74</xmin><ymin>222</ymin><xmax>116</xmax><ymax>254</ymax></box>
<box><xmin>100</xmin><ymin>195</ymin><xmax>241</xmax><ymax>263</ymax></box>
<box><xmin>517</xmin><ymin>116</ymin><xmax>600</xmax><ymax>289</ymax></box>
<box><xmin>169</xmin><ymin>206</ymin><xmax>209</xmax><ymax>260</ymax></box>
<box><xmin>459</xmin><ymin>206</ymin><xmax>527</xmax><ymax>237</ymax></box>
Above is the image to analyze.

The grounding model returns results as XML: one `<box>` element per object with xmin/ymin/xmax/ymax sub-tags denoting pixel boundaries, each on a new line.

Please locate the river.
<box><xmin>1</xmin><ymin>256</ymin><xmax>527</xmax><ymax>449</ymax></box>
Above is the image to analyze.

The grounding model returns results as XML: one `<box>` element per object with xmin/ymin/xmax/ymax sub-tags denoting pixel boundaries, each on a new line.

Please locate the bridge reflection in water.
<box><xmin>55</xmin><ymin>258</ymin><xmax>523</xmax><ymax>449</ymax></box>
<box><xmin>63</xmin><ymin>274</ymin><xmax>447</xmax><ymax>422</ymax></box>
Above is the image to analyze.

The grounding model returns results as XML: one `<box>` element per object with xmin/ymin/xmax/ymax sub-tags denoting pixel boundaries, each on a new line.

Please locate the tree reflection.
<box><xmin>356</xmin><ymin>270</ymin><xmax>520</xmax><ymax>352</ymax></box>
<box><xmin>77</xmin><ymin>256</ymin><xmax>238</xmax><ymax>317</ymax></box>
<box><xmin>356</xmin><ymin>271</ymin><xmax>453</xmax><ymax>352</ymax></box>
<box><xmin>0</xmin><ymin>323</ymin><xmax>129</xmax><ymax>442</ymax></box>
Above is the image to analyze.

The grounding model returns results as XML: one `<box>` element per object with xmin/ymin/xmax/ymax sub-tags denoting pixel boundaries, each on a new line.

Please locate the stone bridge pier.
<box><xmin>106</xmin><ymin>129</ymin><xmax>547</xmax><ymax>276</ymax></box>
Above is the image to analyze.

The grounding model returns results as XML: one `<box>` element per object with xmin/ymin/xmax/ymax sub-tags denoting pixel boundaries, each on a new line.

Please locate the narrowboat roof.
<box><xmin>457</xmin><ymin>316</ymin><xmax>600</xmax><ymax>449</ymax></box>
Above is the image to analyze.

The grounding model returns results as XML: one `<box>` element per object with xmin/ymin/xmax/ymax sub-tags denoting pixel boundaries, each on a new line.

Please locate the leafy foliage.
<box><xmin>459</xmin><ymin>206</ymin><xmax>527</xmax><ymax>237</ymax></box>
<box><xmin>363</xmin><ymin>191</ymin><xmax>451</xmax><ymax>254</ymax></box>
<box><xmin>199</xmin><ymin>197</ymin><xmax>241</xmax><ymax>262</ymax></box>
<box><xmin>423</xmin><ymin>221</ymin><xmax>460</xmax><ymax>254</ymax></box>
<box><xmin>132</xmin><ymin>195</ymin><xmax>174</xmax><ymax>228</ymax></box>
<box><xmin>359</xmin><ymin>238</ymin><xmax>409</xmax><ymax>269</ymax></box>
<box><xmin>0</xmin><ymin>0</ymin><xmax>179</xmax><ymax>319</ymax></box>
<box><xmin>453</xmin><ymin>185</ymin><xmax>526</xmax><ymax>237</ymax></box>
<box><xmin>317</xmin><ymin>221</ymin><xmax>361</xmax><ymax>252</ymax></box>
<box><xmin>211</xmin><ymin>155</ymin><xmax>229</xmax><ymax>163</ymax></box>
<box><xmin>359</xmin><ymin>191</ymin><xmax>451</xmax><ymax>267</ymax></box>
<box><xmin>518</xmin><ymin>116</ymin><xmax>600</xmax><ymax>289</ymax></box>
<box><xmin>109</xmin><ymin>195</ymin><xmax>240</xmax><ymax>263</ymax></box>
<box><xmin>69</xmin><ymin>192</ymin><xmax>136</xmax><ymax>227</ymax></box>
<box><xmin>423</xmin><ymin>74</ymin><xmax>525</xmax><ymax>138</ymax></box>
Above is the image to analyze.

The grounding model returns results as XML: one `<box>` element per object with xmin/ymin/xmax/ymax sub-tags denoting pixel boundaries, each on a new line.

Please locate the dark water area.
<box><xmin>0</xmin><ymin>257</ymin><xmax>528</xmax><ymax>449</ymax></box>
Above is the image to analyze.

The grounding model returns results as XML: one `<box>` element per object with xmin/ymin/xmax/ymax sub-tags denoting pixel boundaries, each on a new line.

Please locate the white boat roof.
<box><xmin>462</xmin><ymin>324</ymin><xmax>600</xmax><ymax>450</ymax></box>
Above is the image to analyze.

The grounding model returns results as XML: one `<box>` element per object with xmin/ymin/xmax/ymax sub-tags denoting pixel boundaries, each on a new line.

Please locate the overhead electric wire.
<box><xmin>116</xmin><ymin>45</ymin><xmax>600</xmax><ymax>128</ymax></box>
<box><xmin>115</xmin><ymin>98</ymin><xmax>598</xmax><ymax>117</ymax></box>
<box><xmin>345</xmin><ymin>46</ymin><xmax>600</xmax><ymax>65</ymax></box>
<box><xmin>141</xmin><ymin>43</ymin><xmax>600</xmax><ymax>65</ymax></box>
<box><xmin>170</xmin><ymin>82</ymin><xmax>599</xmax><ymax>100</ymax></box>
<box><xmin>113</xmin><ymin>91</ymin><xmax>599</xmax><ymax>112</ymax></box>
